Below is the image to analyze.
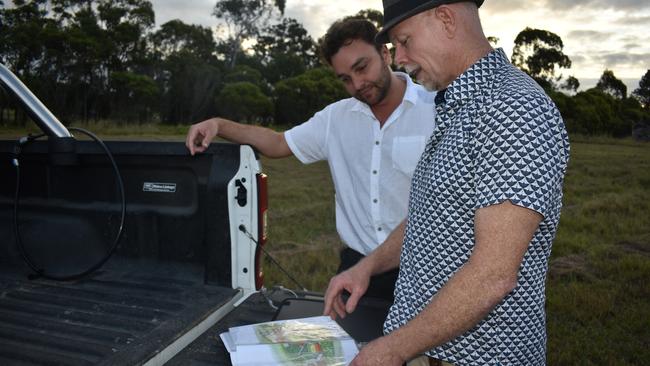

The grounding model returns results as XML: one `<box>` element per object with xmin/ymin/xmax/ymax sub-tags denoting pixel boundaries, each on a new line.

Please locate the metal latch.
<box><xmin>235</xmin><ymin>179</ymin><xmax>247</xmax><ymax>207</ymax></box>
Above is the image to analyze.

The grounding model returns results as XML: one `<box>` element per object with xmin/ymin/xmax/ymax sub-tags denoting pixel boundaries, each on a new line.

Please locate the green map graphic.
<box><xmin>254</xmin><ymin>321</ymin><xmax>349</xmax><ymax>365</ymax></box>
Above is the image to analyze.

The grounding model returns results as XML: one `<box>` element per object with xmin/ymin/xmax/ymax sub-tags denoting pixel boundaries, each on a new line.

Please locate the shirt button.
<box><xmin>372</xmin><ymin>170</ymin><xmax>377</xmax><ymax>174</ymax></box>
<box><xmin>377</xmin><ymin>227</ymin><xmax>382</xmax><ymax>231</ymax></box>
<box><xmin>375</xmin><ymin>141</ymin><xmax>380</xmax><ymax>145</ymax></box>
<box><xmin>373</xmin><ymin>199</ymin><xmax>378</xmax><ymax>203</ymax></box>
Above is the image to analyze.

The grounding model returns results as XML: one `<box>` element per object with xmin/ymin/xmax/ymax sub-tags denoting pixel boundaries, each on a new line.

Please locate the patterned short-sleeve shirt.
<box><xmin>383</xmin><ymin>49</ymin><xmax>570</xmax><ymax>365</ymax></box>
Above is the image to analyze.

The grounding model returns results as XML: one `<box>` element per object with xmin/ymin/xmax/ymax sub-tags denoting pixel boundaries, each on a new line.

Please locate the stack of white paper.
<box><xmin>220</xmin><ymin>315</ymin><xmax>359</xmax><ymax>365</ymax></box>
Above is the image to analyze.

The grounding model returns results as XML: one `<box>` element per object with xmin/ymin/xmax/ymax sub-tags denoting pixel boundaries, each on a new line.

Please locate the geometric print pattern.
<box><xmin>383</xmin><ymin>48</ymin><xmax>570</xmax><ymax>365</ymax></box>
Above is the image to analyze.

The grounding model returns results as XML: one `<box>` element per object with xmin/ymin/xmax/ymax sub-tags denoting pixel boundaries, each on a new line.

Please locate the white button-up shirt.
<box><xmin>284</xmin><ymin>73</ymin><xmax>436</xmax><ymax>255</ymax></box>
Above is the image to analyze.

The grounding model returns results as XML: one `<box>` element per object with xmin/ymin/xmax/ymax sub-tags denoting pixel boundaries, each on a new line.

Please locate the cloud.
<box><xmin>544</xmin><ymin>0</ymin><xmax>650</xmax><ymax>11</ymax></box>
<box><xmin>617</xmin><ymin>35</ymin><xmax>645</xmax><ymax>51</ymax></box>
<box><xmin>569</xmin><ymin>54</ymin><xmax>589</xmax><ymax>64</ymax></box>
<box><xmin>285</xmin><ymin>2</ymin><xmax>331</xmax><ymax>38</ymax></box>
<box><xmin>481</xmin><ymin>0</ymin><xmax>537</xmax><ymax>13</ymax></box>
<box><xmin>616</xmin><ymin>15</ymin><xmax>650</xmax><ymax>25</ymax></box>
<box><xmin>570</xmin><ymin>50</ymin><xmax>650</xmax><ymax>74</ymax></box>
<box><xmin>567</xmin><ymin>30</ymin><xmax>612</xmax><ymax>42</ymax></box>
<box><xmin>153</xmin><ymin>0</ymin><xmax>216</xmax><ymax>29</ymax></box>
<box><xmin>619</xmin><ymin>35</ymin><xmax>641</xmax><ymax>43</ymax></box>
<box><xmin>593</xmin><ymin>52</ymin><xmax>650</xmax><ymax>69</ymax></box>
<box><xmin>284</xmin><ymin>0</ymin><xmax>380</xmax><ymax>38</ymax></box>
<box><xmin>623</xmin><ymin>43</ymin><xmax>642</xmax><ymax>50</ymax></box>
<box><xmin>578</xmin><ymin>77</ymin><xmax>641</xmax><ymax>92</ymax></box>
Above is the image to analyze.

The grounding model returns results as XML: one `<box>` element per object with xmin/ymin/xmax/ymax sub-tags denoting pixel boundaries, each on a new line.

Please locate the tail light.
<box><xmin>255</xmin><ymin>173</ymin><xmax>268</xmax><ymax>290</ymax></box>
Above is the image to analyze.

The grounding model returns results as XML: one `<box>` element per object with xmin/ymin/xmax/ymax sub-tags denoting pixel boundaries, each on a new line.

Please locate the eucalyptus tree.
<box><xmin>45</xmin><ymin>0</ymin><xmax>156</xmax><ymax>122</ymax></box>
<box><xmin>511</xmin><ymin>27</ymin><xmax>571</xmax><ymax>90</ymax></box>
<box><xmin>151</xmin><ymin>19</ymin><xmax>217</xmax><ymax>60</ymax></box>
<box><xmin>0</xmin><ymin>0</ymin><xmax>63</xmax><ymax>124</ymax></box>
<box><xmin>212</xmin><ymin>0</ymin><xmax>286</xmax><ymax>69</ymax></box>
<box><xmin>216</xmin><ymin>81</ymin><xmax>273</xmax><ymax>123</ymax></box>
<box><xmin>273</xmin><ymin>67</ymin><xmax>347</xmax><ymax>126</ymax></box>
<box><xmin>0</xmin><ymin>0</ymin><xmax>53</xmax><ymax>78</ymax></box>
<box><xmin>632</xmin><ymin>70</ymin><xmax>650</xmax><ymax>109</ymax></box>
<box><xmin>561</xmin><ymin>76</ymin><xmax>580</xmax><ymax>93</ymax></box>
<box><xmin>253</xmin><ymin>17</ymin><xmax>318</xmax><ymax>83</ymax></box>
<box><xmin>596</xmin><ymin>69</ymin><xmax>627</xmax><ymax>99</ymax></box>
<box><xmin>151</xmin><ymin>20</ymin><xmax>222</xmax><ymax>124</ymax></box>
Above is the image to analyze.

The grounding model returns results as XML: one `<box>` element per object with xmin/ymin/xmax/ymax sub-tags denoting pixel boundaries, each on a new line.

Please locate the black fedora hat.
<box><xmin>376</xmin><ymin>0</ymin><xmax>485</xmax><ymax>44</ymax></box>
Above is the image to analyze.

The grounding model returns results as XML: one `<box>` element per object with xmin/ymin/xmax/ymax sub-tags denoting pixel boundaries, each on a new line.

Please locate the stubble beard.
<box><xmin>355</xmin><ymin>66</ymin><xmax>392</xmax><ymax>106</ymax></box>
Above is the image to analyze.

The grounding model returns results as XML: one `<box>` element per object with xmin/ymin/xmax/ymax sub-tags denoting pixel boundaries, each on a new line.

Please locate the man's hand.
<box><xmin>350</xmin><ymin>336</ymin><xmax>406</xmax><ymax>366</ymax></box>
<box><xmin>323</xmin><ymin>264</ymin><xmax>371</xmax><ymax>320</ymax></box>
<box><xmin>185</xmin><ymin>117</ymin><xmax>292</xmax><ymax>158</ymax></box>
<box><xmin>186</xmin><ymin>118</ymin><xmax>219</xmax><ymax>156</ymax></box>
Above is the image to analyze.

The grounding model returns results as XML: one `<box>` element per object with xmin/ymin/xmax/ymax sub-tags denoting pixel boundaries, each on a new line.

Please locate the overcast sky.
<box><xmin>153</xmin><ymin>0</ymin><xmax>649</xmax><ymax>91</ymax></box>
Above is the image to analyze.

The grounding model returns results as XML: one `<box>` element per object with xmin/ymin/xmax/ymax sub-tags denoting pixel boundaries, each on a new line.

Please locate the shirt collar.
<box><xmin>443</xmin><ymin>48</ymin><xmax>510</xmax><ymax>108</ymax></box>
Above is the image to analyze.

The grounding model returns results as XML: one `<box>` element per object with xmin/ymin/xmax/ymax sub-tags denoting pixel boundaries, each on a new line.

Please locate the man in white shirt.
<box><xmin>186</xmin><ymin>18</ymin><xmax>435</xmax><ymax>301</ymax></box>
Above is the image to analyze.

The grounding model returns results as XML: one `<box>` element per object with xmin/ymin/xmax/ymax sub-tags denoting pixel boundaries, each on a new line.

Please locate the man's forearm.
<box><xmin>212</xmin><ymin>117</ymin><xmax>292</xmax><ymax>158</ymax></box>
<box><xmin>384</xmin><ymin>258</ymin><xmax>514</xmax><ymax>360</ymax></box>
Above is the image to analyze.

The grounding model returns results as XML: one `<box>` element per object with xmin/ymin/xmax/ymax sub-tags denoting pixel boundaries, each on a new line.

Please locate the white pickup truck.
<box><xmin>0</xmin><ymin>63</ymin><xmax>389</xmax><ymax>366</ymax></box>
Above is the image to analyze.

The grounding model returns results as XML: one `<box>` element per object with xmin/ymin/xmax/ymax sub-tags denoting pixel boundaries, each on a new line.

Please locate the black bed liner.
<box><xmin>166</xmin><ymin>292</ymin><xmax>279</xmax><ymax>366</ymax></box>
<box><xmin>0</xmin><ymin>258</ymin><xmax>238</xmax><ymax>366</ymax></box>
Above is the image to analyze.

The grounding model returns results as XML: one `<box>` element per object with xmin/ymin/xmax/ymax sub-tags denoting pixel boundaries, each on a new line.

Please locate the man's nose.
<box><xmin>393</xmin><ymin>45</ymin><xmax>407</xmax><ymax>67</ymax></box>
<box><xmin>352</xmin><ymin>77</ymin><xmax>364</xmax><ymax>91</ymax></box>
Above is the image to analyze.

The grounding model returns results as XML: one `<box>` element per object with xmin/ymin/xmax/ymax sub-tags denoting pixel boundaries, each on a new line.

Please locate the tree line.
<box><xmin>1</xmin><ymin>0</ymin><xmax>649</xmax><ymax>139</ymax></box>
<box><xmin>507</xmin><ymin>27</ymin><xmax>649</xmax><ymax>140</ymax></box>
<box><xmin>0</xmin><ymin>0</ymin><xmax>346</xmax><ymax>127</ymax></box>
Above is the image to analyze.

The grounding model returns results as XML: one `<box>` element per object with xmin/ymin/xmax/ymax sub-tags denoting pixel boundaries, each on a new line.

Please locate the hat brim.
<box><xmin>375</xmin><ymin>0</ymin><xmax>484</xmax><ymax>44</ymax></box>
<box><xmin>376</xmin><ymin>1</ymin><xmax>440</xmax><ymax>44</ymax></box>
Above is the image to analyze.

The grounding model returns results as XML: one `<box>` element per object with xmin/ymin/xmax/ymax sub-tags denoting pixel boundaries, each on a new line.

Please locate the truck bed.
<box><xmin>1</xmin><ymin>65</ymin><xmax>267</xmax><ymax>366</ymax></box>
<box><xmin>0</xmin><ymin>258</ymin><xmax>239</xmax><ymax>366</ymax></box>
<box><xmin>166</xmin><ymin>292</ymin><xmax>277</xmax><ymax>366</ymax></box>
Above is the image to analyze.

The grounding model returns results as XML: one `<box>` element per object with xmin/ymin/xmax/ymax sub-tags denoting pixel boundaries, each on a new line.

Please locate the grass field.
<box><xmin>544</xmin><ymin>141</ymin><xmax>649</xmax><ymax>365</ymax></box>
<box><xmin>2</xmin><ymin>125</ymin><xmax>648</xmax><ymax>364</ymax></box>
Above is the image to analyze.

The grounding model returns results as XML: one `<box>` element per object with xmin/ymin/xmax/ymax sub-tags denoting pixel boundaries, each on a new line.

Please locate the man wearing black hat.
<box><xmin>323</xmin><ymin>1</ymin><xmax>569</xmax><ymax>365</ymax></box>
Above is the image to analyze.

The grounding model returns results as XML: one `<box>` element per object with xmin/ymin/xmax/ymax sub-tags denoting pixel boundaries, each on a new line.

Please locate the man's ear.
<box><xmin>434</xmin><ymin>5</ymin><xmax>457</xmax><ymax>39</ymax></box>
<box><xmin>381</xmin><ymin>44</ymin><xmax>392</xmax><ymax>66</ymax></box>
